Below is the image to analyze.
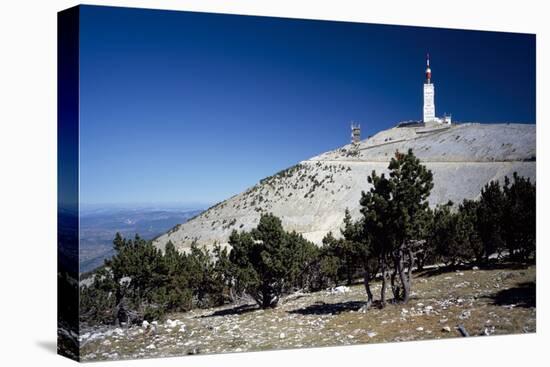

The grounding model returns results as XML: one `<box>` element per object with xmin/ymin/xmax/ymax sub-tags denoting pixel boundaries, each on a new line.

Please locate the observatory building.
<box><xmin>423</xmin><ymin>54</ymin><xmax>451</xmax><ymax>125</ymax></box>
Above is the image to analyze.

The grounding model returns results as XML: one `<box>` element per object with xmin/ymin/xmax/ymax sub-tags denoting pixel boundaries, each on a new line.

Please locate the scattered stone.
<box><xmin>79</xmin><ymin>264</ymin><xmax>536</xmax><ymax>362</ymax></box>
<box><xmin>328</xmin><ymin>286</ymin><xmax>351</xmax><ymax>294</ymax></box>
<box><xmin>472</xmin><ymin>266</ymin><xmax>479</xmax><ymax>270</ymax></box>
<box><xmin>166</xmin><ymin>319</ymin><xmax>182</xmax><ymax>328</ymax></box>
<box><xmin>89</xmin><ymin>332</ymin><xmax>103</xmax><ymax>341</ymax></box>
<box><xmin>459</xmin><ymin>310</ymin><xmax>471</xmax><ymax>320</ymax></box>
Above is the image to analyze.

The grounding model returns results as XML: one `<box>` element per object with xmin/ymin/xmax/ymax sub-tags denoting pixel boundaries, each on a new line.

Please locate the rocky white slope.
<box><xmin>153</xmin><ymin>122</ymin><xmax>535</xmax><ymax>252</ymax></box>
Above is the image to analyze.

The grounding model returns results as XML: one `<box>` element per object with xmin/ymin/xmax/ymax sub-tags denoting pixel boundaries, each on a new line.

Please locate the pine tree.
<box><xmin>477</xmin><ymin>181</ymin><xmax>506</xmax><ymax>264</ymax></box>
<box><xmin>360</xmin><ymin>149</ymin><xmax>433</xmax><ymax>305</ymax></box>
<box><xmin>503</xmin><ymin>173</ymin><xmax>536</xmax><ymax>261</ymax></box>
<box><xmin>229</xmin><ymin>213</ymin><xmax>315</xmax><ymax>308</ymax></box>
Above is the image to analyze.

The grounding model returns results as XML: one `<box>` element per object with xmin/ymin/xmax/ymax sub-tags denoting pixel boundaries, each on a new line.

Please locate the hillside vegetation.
<box><xmin>153</xmin><ymin>123</ymin><xmax>535</xmax><ymax>251</ymax></box>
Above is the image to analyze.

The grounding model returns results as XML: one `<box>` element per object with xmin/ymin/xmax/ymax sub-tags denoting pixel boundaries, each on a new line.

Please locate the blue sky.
<box><xmin>78</xmin><ymin>5</ymin><xmax>535</xmax><ymax>207</ymax></box>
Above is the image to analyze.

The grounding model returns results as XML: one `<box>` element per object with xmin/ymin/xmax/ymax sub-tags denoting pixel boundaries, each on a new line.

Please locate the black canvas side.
<box><xmin>57</xmin><ymin>5</ymin><xmax>80</xmax><ymax>362</ymax></box>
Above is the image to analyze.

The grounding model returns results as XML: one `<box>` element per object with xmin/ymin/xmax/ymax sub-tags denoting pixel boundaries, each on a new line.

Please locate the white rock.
<box><xmin>459</xmin><ymin>310</ymin><xmax>471</xmax><ymax>320</ymax></box>
<box><xmin>416</xmin><ymin>327</ymin><xmax>424</xmax><ymax>331</ymax></box>
<box><xmin>102</xmin><ymin>340</ymin><xmax>111</xmax><ymax>346</ymax></box>
<box><xmin>178</xmin><ymin>326</ymin><xmax>186</xmax><ymax>333</ymax></box>
<box><xmin>472</xmin><ymin>266</ymin><xmax>479</xmax><ymax>270</ymax></box>
<box><xmin>89</xmin><ymin>332</ymin><xmax>103</xmax><ymax>341</ymax></box>
<box><xmin>145</xmin><ymin>343</ymin><xmax>156</xmax><ymax>350</ymax></box>
<box><xmin>142</xmin><ymin>320</ymin><xmax>149</xmax><ymax>328</ymax></box>
<box><xmin>331</xmin><ymin>286</ymin><xmax>351</xmax><ymax>294</ymax></box>
<box><xmin>442</xmin><ymin>326</ymin><xmax>452</xmax><ymax>332</ymax></box>
<box><xmin>165</xmin><ymin>319</ymin><xmax>181</xmax><ymax>328</ymax></box>
<box><xmin>279</xmin><ymin>332</ymin><xmax>286</xmax><ymax>339</ymax></box>
<box><xmin>367</xmin><ymin>332</ymin><xmax>377</xmax><ymax>338</ymax></box>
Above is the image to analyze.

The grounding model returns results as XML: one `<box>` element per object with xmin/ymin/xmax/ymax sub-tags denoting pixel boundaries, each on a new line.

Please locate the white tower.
<box><xmin>423</xmin><ymin>53</ymin><xmax>435</xmax><ymax>123</ymax></box>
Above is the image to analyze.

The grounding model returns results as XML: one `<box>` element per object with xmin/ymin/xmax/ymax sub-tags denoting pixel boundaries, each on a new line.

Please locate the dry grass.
<box><xmin>80</xmin><ymin>264</ymin><xmax>536</xmax><ymax>361</ymax></box>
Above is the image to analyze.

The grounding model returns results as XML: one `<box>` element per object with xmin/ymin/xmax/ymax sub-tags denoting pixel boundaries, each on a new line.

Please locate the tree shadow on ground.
<box><xmin>417</xmin><ymin>262</ymin><xmax>531</xmax><ymax>278</ymax></box>
<box><xmin>488</xmin><ymin>281</ymin><xmax>536</xmax><ymax>308</ymax></box>
<box><xmin>288</xmin><ymin>300</ymin><xmax>366</xmax><ymax>316</ymax></box>
<box><xmin>201</xmin><ymin>303</ymin><xmax>258</xmax><ymax>318</ymax></box>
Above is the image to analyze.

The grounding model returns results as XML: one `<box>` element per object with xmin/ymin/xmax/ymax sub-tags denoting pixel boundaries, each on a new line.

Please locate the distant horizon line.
<box><xmin>78</xmin><ymin>202</ymin><xmax>212</xmax><ymax>210</ymax></box>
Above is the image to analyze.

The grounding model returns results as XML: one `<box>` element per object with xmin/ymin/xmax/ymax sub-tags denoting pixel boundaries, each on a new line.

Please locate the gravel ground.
<box><xmin>80</xmin><ymin>264</ymin><xmax>536</xmax><ymax>362</ymax></box>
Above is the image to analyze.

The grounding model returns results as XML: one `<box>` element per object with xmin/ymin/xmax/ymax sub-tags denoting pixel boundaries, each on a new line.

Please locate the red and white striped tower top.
<box><xmin>425</xmin><ymin>53</ymin><xmax>432</xmax><ymax>83</ymax></box>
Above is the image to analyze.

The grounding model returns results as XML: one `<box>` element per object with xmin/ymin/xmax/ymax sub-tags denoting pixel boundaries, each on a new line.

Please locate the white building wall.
<box><xmin>423</xmin><ymin>83</ymin><xmax>435</xmax><ymax>122</ymax></box>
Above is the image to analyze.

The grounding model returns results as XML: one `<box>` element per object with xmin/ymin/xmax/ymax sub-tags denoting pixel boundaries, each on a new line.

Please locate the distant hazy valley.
<box><xmin>79</xmin><ymin>207</ymin><xmax>203</xmax><ymax>273</ymax></box>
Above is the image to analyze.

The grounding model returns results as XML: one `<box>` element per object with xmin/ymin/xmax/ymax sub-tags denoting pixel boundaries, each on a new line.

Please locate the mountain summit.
<box><xmin>153</xmin><ymin>122</ymin><xmax>535</xmax><ymax>252</ymax></box>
